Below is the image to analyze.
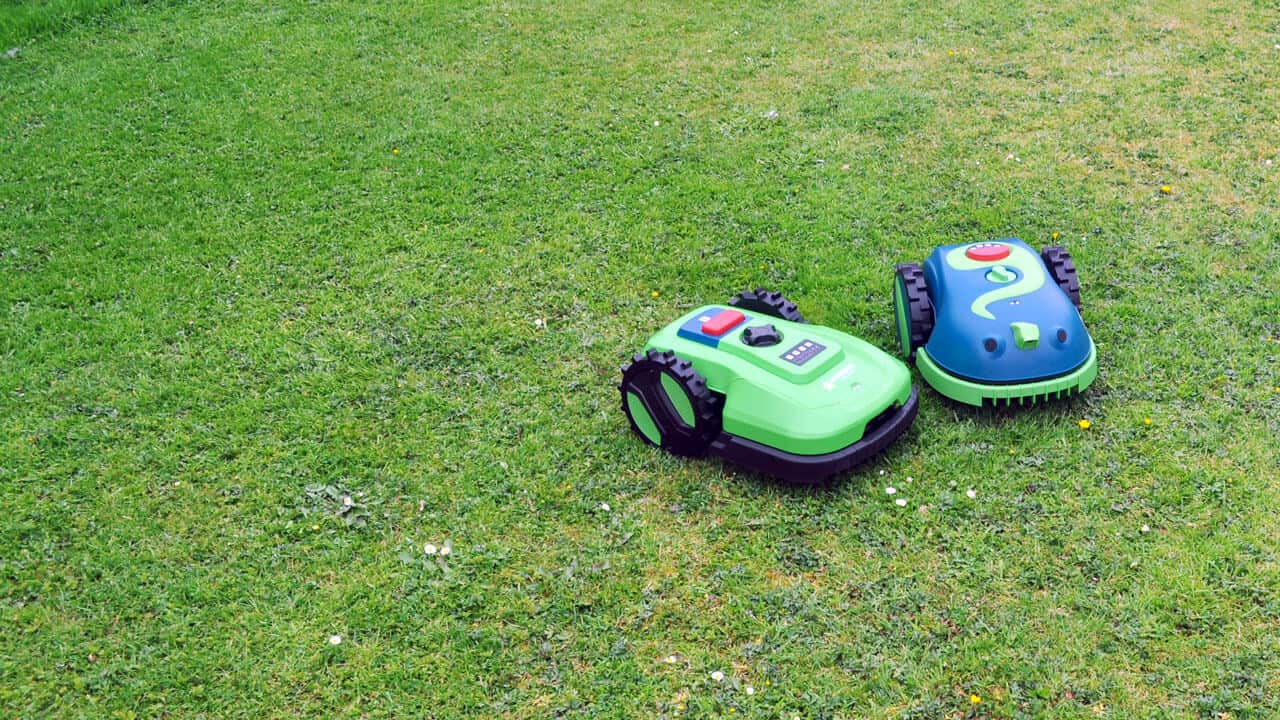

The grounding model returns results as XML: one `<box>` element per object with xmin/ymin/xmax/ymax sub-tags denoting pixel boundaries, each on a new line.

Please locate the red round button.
<box><xmin>965</xmin><ymin>242</ymin><xmax>1011</xmax><ymax>261</ymax></box>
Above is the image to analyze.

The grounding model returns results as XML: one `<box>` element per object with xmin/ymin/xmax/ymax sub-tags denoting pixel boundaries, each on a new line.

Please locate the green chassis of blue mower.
<box><xmin>916</xmin><ymin>340</ymin><xmax>1098</xmax><ymax>407</ymax></box>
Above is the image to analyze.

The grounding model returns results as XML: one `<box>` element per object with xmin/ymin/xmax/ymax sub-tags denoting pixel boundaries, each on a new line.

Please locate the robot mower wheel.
<box><xmin>619</xmin><ymin>349</ymin><xmax>721</xmax><ymax>457</ymax></box>
<box><xmin>728</xmin><ymin>288</ymin><xmax>806</xmax><ymax>323</ymax></box>
<box><xmin>1041</xmin><ymin>245</ymin><xmax>1082</xmax><ymax>310</ymax></box>
<box><xmin>893</xmin><ymin>263</ymin><xmax>934</xmax><ymax>361</ymax></box>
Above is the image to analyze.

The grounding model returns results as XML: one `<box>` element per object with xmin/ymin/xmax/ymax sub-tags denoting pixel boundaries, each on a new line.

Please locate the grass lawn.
<box><xmin>2</xmin><ymin>0</ymin><xmax>1279</xmax><ymax>717</ymax></box>
<box><xmin>0</xmin><ymin>0</ymin><xmax>136</xmax><ymax>46</ymax></box>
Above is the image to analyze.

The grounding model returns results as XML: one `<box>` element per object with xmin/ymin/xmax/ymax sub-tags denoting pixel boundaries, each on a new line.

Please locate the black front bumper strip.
<box><xmin>708</xmin><ymin>387</ymin><xmax>919</xmax><ymax>484</ymax></box>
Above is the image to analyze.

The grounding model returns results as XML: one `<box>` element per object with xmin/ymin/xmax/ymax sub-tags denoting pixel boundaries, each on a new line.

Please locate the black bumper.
<box><xmin>708</xmin><ymin>387</ymin><xmax>919</xmax><ymax>484</ymax></box>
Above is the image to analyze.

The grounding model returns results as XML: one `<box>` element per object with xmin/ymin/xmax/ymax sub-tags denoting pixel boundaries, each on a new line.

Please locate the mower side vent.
<box><xmin>981</xmin><ymin>386</ymin><xmax>1081</xmax><ymax>409</ymax></box>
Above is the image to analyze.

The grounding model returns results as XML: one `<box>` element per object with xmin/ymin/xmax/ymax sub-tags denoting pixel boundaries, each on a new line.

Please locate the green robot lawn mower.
<box><xmin>619</xmin><ymin>289</ymin><xmax>918</xmax><ymax>484</ymax></box>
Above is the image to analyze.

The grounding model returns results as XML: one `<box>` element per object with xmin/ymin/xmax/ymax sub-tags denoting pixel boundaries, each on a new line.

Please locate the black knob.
<box><xmin>742</xmin><ymin>324</ymin><xmax>782</xmax><ymax>347</ymax></box>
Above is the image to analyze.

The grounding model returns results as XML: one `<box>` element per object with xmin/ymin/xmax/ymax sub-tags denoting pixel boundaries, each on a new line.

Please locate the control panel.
<box><xmin>781</xmin><ymin>339</ymin><xmax>826</xmax><ymax>366</ymax></box>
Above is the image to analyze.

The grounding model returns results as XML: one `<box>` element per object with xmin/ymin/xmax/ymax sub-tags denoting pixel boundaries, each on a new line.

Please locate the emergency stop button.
<box><xmin>701</xmin><ymin>309</ymin><xmax>745</xmax><ymax>336</ymax></box>
<box><xmin>965</xmin><ymin>243</ymin><xmax>1011</xmax><ymax>262</ymax></box>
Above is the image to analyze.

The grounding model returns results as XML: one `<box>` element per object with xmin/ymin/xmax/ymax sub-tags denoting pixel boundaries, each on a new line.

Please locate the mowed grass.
<box><xmin>0</xmin><ymin>0</ymin><xmax>140</xmax><ymax>47</ymax></box>
<box><xmin>2</xmin><ymin>0</ymin><xmax>1279</xmax><ymax>717</ymax></box>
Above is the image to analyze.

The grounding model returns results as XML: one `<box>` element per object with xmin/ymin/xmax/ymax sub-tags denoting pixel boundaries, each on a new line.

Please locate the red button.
<box><xmin>701</xmin><ymin>309</ymin><xmax>745</xmax><ymax>336</ymax></box>
<box><xmin>965</xmin><ymin>243</ymin><xmax>1011</xmax><ymax>261</ymax></box>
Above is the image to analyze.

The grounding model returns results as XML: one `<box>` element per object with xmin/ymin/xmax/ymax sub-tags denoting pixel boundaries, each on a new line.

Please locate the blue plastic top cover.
<box><xmin>922</xmin><ymin>238</ymin><xmax>1093</xmax><ymax>384</ymax></box>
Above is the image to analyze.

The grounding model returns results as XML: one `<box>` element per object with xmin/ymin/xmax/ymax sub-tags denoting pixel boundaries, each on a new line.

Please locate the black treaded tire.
<box><xmin>728</xmin><ymin>288</ymin><xmax>806</xmax><ymax>323</ymax></box>
<box><xmin>618</xmin><ymin>349</ymin><xmax>721</xmax><ymax>457</ymax></box>
<box><xmin>1041</xmin><ymin>245</ymin><xmax>1082</xmax><ymax>310</ymax></box>
<box><xmin>893</xmin><ymin>263</ymin><xmax>934</xmax><ymax>362</ymax></box>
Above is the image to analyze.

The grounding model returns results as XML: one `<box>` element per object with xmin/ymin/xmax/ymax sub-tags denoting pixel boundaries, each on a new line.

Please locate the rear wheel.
<box><xmin>728</xmin><ymin>288</ymin><xmax>805</xmax><ymax>323</ymax></box>
<box><xmin>618</xmin><ymin>349</ymin><xmax>721</xmax><ymax>457</ymax></box>
<box><xmin>1041</xmin><ymin>245</ymin><xmax>1082</xmax><ymax>310</ymax></box>
<box><xmin>893</xmin><ymin>263</ymin><xmax>934</xmax><ymax>361</ymax></box>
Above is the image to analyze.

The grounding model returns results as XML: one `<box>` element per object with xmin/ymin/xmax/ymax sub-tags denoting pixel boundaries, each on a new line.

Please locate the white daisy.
<box><xmin>965</xmin><ymin>489</ymin><xmax>977</xmax><ymax>499</ymax></box>
<box><xmin>895</xmin><ymin>498</ymin><xmax>907</xmax><ymax>507</ymax></box>
<box><xmin>328</xmin><ymin>634</ymin><xmax>342</xmax><ymax>646</ymax></box>
<box><xmin>711</xmin><ymin>670</ymin><xmax>725</xmax><ymax>682</ymax></box>
<box><xmin>885</xmin><ymin>486</ymin><xmax>897</xmax><ymax>495</ymax></box>
<box><xmin>424</xmin><ymin>543</ymin><xmax>438</xmax><ymax>555</ymax></box>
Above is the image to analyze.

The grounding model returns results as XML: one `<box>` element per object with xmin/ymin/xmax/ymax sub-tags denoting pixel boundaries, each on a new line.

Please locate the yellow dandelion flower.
<box><xmin>393</xmin><ymin>148</ymin><xmax>400</xmax><ymax>155</ymax></box>
<box><xmin>1078</xmin><ymin>419</ymin><xmax>1092</xmax><ymax>430</ymax></box>
<box><xmin>1143</xmin><ymin>417</ymin><xmax>1152</xmax><ymax>425</ymax></box>
<box><xmin>312</xmin><ymin>524</ymin><xmax>320</xmax><ymax>531</ymax></box>
<box><xmin>651</xmin><ymin>290</ymin><xmax>660</xmax><ymax>298</ymax></box>
<box><xmin>1160</xmin><ymin>184</ymin><xmax>1172</xmax><ymax>194</ymax></box>
<box><xmin>1052</xmin><ymin>231</ymin><xmax>1060</xmax><ymax>240</ymax></box>
<box><xmin>970</xmin><ymin>693</ymin><xmax>982</xmax><ymax>704</ymax></box>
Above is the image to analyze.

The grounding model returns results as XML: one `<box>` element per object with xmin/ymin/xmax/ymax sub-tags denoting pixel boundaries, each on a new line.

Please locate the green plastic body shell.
<box><xmin>644</xmin><ymin>307</ymin><xmax>914</xmax><ymax>456</ymax></box>
<box><xmin>915</xmin><ymin>340</ymin><xmax>1098</xmax><ymax>406</ymax></box>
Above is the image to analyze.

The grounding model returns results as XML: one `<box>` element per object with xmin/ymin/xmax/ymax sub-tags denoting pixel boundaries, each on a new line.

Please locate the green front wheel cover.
<box><xmin>625</xmin><ymin>392</ymin><xmax>662</xmax><ymax>445</ymax></box>
<box><xmin>893</xmin><ymin>275</ymin><xmax>911</xmax><ymax>357</ymax></box>
<box><xmin>660</xmin><ymin>373</ymin><xmax>696</xmax><ymax>426</ymax></box>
